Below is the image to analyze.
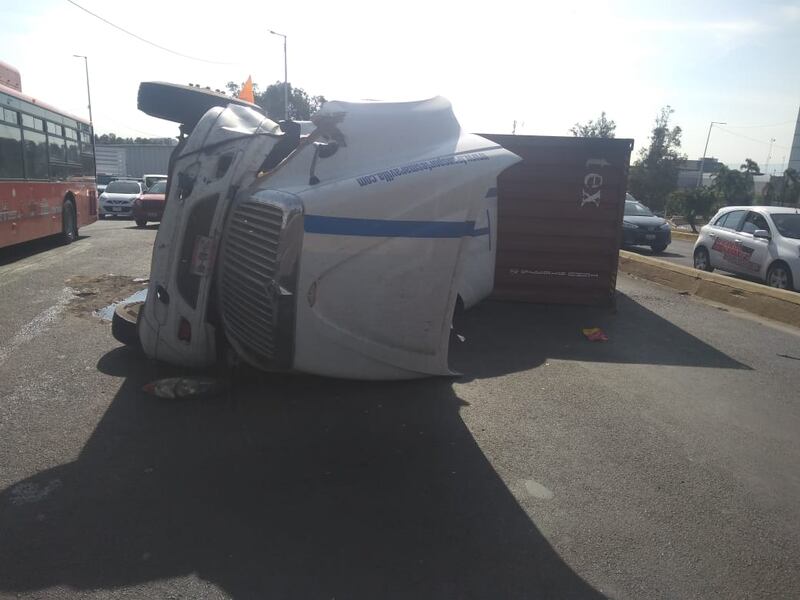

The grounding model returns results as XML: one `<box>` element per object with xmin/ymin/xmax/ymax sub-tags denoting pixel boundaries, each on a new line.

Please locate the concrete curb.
<box><xmin>618</xmin><ymin>250</ymin><xmax>800</xmax><ymax>328</ymax></box>
<box><xmin>671</xmin><ymin>230</ymin><xmax>699</xmax><ymax>242</ymax></box>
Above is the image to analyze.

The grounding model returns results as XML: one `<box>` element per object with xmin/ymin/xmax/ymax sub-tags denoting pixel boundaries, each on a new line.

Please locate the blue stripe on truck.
<box><xmin>304</xmin><ymin>215</ymin><xmax>489</xmax><ymax>238</ymax></box>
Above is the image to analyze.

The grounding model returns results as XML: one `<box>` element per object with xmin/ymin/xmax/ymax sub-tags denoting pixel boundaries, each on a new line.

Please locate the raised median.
<box><xmin>619</xmin><ymin>250</ymin><xmax>800</xmax><ymax>328</ymax></box>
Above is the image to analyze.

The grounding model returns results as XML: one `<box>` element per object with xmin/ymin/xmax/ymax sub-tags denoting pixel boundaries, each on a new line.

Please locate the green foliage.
<box><xmin>226</xmin><ymin>80</ymin><xmax>326</xmax><ymax>121</ymax></box>
<box><xmin>94</xmin><ymin>133</ymin><xmax>176</xmax><ymax>145</ymax></box>
<box><xmin>780</xmin><ymin>168</ymin><xmax>800</xmax><ymax>205</ymax></box>
<box><xmin>569</xmin><ymin>111</ymin><xmax>616</xmax><ymax>138</ymax></box>
<box><xmin>713</xmin><ymin>165</ymin><xmax>752</xmax><ymax>206</ymax></box>
<box><xmin>740</xmin><ymin>158</ymin><xmax>761</xmax><ymax>175</ymax></box>
<box><xmin>628</xmin><ymin>106</ymin><xmax>686</xmax><ymax>213</ymax></box>
<box><xmin>666</xmin><ymin>187</ymin><xmax>718</xmax><ymax>233</ymax></box>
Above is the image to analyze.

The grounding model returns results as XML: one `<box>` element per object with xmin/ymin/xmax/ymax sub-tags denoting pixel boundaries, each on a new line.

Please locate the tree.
<box><xmin>740</xmin><ymin>158</ymin><xmax>761</xmax><ymax>175</ymax></box>
<box><xmin>666</xmin><ymin>187</ymin><xmax>718</xmax><ymax>233</ymax></box>
<box><xmin>627</xmin><ymin>106</ymin><xmax>686</xmax><ymax>213</ymax></box>
<box><xmin>781</xmin><ymin>168</ymin><xmax>800</xmax><ymax>206</ymax></box>
<box><xmin>569</xmin><ymin>111</ymin><xmax>616</xmax><ymax>138</ymax></box>
<box><xmin>226</xmin><ymin>80</ymin><xmax>326</xmax><ymax>121</ymax></box>
<box><xmin>713</xmin><ymin>165</ymin><xmax>752</xmax><ymax>206</ymax></box>
<box><xmin>94</xmin><ymin>133</ymin><xmax>176</xmax><ymax>145</ymax></box>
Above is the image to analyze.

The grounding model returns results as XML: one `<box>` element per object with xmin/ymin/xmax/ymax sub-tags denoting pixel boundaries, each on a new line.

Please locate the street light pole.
<box><xmin>73</xmin><ymin>54</ymin><xmax>96</xmax><ymax>176</ymax></box>
<box><xmin>269</xmin><ymin>30</ymin><xmax>288</xmax><ymax>121</ymax></box>
<box><xmin>697</xmin><ymin>121</ymin><xmax>726</xmax><ymax>187</ymax></box>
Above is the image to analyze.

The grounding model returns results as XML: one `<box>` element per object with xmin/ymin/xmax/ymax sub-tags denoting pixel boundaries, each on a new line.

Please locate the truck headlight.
<box><xmin>660</xmin><ymin>223</ymin><xmax>671</xmax><ymax>230</ymax></box>
<box><xmin>623</xmin><ymin>221</ymin><xmax>637</xmax><ymax>230</ymax></box>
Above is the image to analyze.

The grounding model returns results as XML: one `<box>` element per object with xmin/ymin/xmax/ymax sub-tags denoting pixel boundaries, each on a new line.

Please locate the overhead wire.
<box><xmin>714</xmin><ymin>126</ymin><xmax>790</xmax><ymax>150</ymax></box>
<box><xmin>65</xmin><ymin>0</ymin><xmax>240</xmax><ymax>65</ymax></box>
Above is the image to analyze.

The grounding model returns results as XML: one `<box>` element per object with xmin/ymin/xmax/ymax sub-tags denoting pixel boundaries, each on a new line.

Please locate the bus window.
<box><xmin>81</xmin><ymin>153</ymin><xmax>95</xmax><ymax>177</ymax></box>
<box><xmin>2</xmin><ymin>108</ymin><xmax>19</xmax><ymax>124</ymax></box>
<box><xmin>46</xmin><ymin>121</ymin><xmax>62</xmax><ymax>136</ymax></box>
<box><xmin>48</xmin><ymin>135</ymin><xmax>66</xmax><ymax>163</ymax></box>
<box><xmin>67</xmin><ymin>137</ymin><xmax>80</xmax><ymax>164</ymax></box>
<box><xmin>21</xmin><ymin>114</ymin><xmax>44</xmax><ymax>130</ymax></box>
<box><xmin>0</xmin><ymin>122</ymin><xmax>24</xmax><ymax>178</ymax></box>
<box><xmin>22</xmin><ymin>129</ymin><xmax>48</xmax><ymax>179</ymax></box>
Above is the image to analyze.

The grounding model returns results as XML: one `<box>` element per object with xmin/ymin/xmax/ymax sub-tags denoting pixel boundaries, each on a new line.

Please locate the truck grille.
<box><xmin>220</xmin><ymin>199</ymin><xmax>284</xmax><ymax>362</ymax></box>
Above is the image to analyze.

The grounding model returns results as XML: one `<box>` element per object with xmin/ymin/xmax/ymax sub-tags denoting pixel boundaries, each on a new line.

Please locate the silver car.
<box><xmin>693</xmin><ymin>206</ymin><xmax>800</xmax><ymax>291</ymax></box>
<box><xmin>99</xmin><ymin>180</ymin><xmax>144</xmax><ymax>219</ymax></box>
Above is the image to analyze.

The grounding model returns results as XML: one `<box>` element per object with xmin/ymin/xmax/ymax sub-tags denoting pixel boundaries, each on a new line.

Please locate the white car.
<box><xmin>99</xmin><ymin>180</ymin><xmax>145</xmax><ymax>218</ymax></box>
<box><xmin>693</xmin><ymin>206</ymin><xmax>800</xmax><ymax>291</ymax></box>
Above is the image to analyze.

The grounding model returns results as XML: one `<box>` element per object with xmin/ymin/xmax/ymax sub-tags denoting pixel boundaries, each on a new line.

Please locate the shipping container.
<box><xmin>481</xmin><ymin>134</ymin><xmax>634</xmax><ymax>306</ymax></box>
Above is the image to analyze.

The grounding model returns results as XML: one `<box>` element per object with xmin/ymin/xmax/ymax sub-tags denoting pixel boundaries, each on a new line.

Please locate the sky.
<box><xmin>2</xmin><ymin>0</ymin><xmax>799</xmax><ymax>173</ymax></box>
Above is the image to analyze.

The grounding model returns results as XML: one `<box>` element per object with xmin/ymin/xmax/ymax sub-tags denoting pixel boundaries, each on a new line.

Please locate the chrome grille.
<box><xmin>220</xmin><ymin>199</ymin><xmax>284</xmax><ymax>362</ymax></box>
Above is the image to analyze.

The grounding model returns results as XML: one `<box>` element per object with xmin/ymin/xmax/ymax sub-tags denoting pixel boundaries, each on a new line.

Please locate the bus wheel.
<box><xmin>62</xmin><ymin>199</ymin><xmax>78</xmax><ymax>244</ymax></box>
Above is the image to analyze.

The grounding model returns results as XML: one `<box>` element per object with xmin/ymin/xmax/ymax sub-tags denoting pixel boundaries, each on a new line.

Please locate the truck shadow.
<box><xmin>451</xmin><ymin>293</ymin><xmax>749</xmax><ymax>378</ymax></box>
<box><xmin>0</xmin><ymin>346</ymin><xmax>606</xmax><ymax>599</ymax></box>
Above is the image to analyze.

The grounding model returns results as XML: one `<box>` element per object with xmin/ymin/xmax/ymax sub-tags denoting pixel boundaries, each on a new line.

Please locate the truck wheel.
<box><xmin>135</xmin><ymin>219</ymin><xmax>147</xmax><ymax>228</ymax></box>
<box><xmin>61</xmin><ymin>199</ymin><xmax>78</xmax><ymax>244</ymax></box>
<box><xmin>650</xmin><ymin>243</ymin><xmax>668</xmax><ymax>254</ymax></box>
<box><xmin>112</xmin><ymin>301</ymin><xmax>143</xmax><ymax>348</ymax></box>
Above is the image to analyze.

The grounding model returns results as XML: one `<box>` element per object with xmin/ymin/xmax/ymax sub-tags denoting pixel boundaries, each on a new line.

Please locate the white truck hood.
<box><xmin>138</xmin><ymin>96</ymin><xmax>520</xmax><ymax>379</ymax></box>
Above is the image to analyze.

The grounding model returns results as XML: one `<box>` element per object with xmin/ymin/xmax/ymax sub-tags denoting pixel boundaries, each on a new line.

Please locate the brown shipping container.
<box><xmin>481</xmin><ymin>134</ymin><xmax>634</xmax><ymax>306</ymax></box>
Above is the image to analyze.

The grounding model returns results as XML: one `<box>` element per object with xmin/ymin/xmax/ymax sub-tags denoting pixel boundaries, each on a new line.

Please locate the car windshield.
<box><xmin>147</xmin><ymin>181</ymin><xmax>167</xmax><ymax>194</ymax></box>
<box><xmin>625</xmin><ymin>201</ymin><xmax>654</xmax><ymax>217</ymax></box>
<box><xmin>770</xmin><ymin>213</ymin><xmax>800</xmax><ymax>240</ymax></box>
<box><xmin>106</xmin><ymin>181</ymin><xmax>141</xmax><ymax>194</ymax></box>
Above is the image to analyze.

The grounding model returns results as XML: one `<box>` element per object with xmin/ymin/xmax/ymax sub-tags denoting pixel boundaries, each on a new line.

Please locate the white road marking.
<box><xmin>0</xmin><ymin>287</ymin><xmax>75</xmax><ymax>366</ymax></box>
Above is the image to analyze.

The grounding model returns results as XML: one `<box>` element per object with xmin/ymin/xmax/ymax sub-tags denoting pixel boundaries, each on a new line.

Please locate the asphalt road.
<box><xmin>624</xmin><ymin>238</ymin><xmax>697</xmax><ymax>267</ymax></box>
<box><xmin>1</xmin><ymin>220</ymin><xmax>799</xmax><ymax>599</ymax></box>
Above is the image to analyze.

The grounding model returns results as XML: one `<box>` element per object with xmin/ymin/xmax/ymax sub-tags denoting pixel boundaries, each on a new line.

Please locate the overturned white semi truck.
<box><xmin>130</xmin><ymin>82</ymin><xmax>520</xmax><ymax>380</ymax></box>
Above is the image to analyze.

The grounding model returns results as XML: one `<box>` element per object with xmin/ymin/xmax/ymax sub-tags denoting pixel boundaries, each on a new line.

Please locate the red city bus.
<box><xmin>0</xmin><ymin>64</ymin><xmax>97</xmax><ymax>249</ymax></box>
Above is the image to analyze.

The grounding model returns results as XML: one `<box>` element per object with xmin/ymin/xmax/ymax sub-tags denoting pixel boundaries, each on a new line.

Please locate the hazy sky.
<box><xmin>3</xmin><ymin>0</ymin><xmax>799</xmax><ymax>172</ymax></box>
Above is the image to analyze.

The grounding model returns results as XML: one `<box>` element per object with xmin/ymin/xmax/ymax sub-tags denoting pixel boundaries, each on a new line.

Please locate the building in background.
<box><xmin>95</xmin><ymin>144</ymin><xmax>175</xmax><ymax>177</ymax></box>
<box><xmin>676</xmin><ymin>157</ymin><xmax>724</xmax><ymax>189</ymax></box>
<box><xmin>789</xmin><ymin>105</ymin><xmax>800</xmax><ymax>173</ymax></box>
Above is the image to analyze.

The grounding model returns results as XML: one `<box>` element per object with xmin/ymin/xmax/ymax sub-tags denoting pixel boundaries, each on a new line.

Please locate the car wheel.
<box><xmin>650</xmin><ymin>243</ymin><xmax>668</xmax><ymax>254</ymax></box>
<box><xmin>693</xmin><ymin>246</ymin><xmax>713</xmax><ymax>272</ymax></box>
<box><xmin>135</xmin><ymin>219</ymin><xmax>147</xmax><ymax>228</ymax></box>
<box><xmin>766</xmin><ymin>263</ymin><xmax>793</xmax><ymax>291</ymax></box>
<box><xmin>61</xmin><ymin>199</ymin><xmax>78</xmax><ymax>244</ymax></box>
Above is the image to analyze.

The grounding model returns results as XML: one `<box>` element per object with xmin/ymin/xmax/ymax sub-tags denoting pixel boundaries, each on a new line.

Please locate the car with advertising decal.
<box><xmin>693</xmin><ymin>206</ymin><xmax>800</xmax><ymax>291</ymax></box>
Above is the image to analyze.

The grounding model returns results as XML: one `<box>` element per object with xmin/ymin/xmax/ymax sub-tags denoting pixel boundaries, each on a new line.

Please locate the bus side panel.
<box><xmin>0</xmin><ymin>181</ymin><xmax>96</xmax><ymax>249</ymax></box>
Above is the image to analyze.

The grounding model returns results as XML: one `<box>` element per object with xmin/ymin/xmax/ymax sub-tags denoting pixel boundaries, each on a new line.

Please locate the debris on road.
<box><xmin>582</xmin><ymin>327</ymin><xmax>609</xmax><ymax>342</ymax></box>
<box><xmin>142</xmin><ymin>377</ymin><xmax>226</xmax><ymax>399</ymax></box>
<box><xmin>66</xmin><ymin>274</ymin><xmax>149</xmax><ymax>319</ymax></box>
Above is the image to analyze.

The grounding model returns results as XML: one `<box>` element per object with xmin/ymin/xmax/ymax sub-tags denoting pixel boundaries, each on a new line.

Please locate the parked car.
<box><xmin>99</xmin><ymin>180</ymin><xmax>145</xmax><ymax>219</ymax></box>
<box><xmin>132</xmin><ymin>179</ymin><xmax>167</xmax><ymax>227</ymax></box>
<box><xmin>96</xmin><ymin>173</ymin><xmax>118</xmax><ymax>196</ymax></box>
<box><xmin>621</xmin><ymin>194</ymin><xmax>671</xmax><ymax>253</ymax></box>
<box><xmin>693</xmin><ymin>206</ymin><xmax>800</xmax><ymax>291</ymax></box>
<box><xmin>143</xmin><ymin>173</ymin><xmax>168</xmax><ymax>190</ymax></box>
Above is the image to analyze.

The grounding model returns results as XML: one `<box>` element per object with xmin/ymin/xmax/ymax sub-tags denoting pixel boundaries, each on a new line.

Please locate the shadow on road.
<box><xmin>0</xmin><ymin>345</ymin><xmax>606</xmax><ymax>599</ymax></box>
<box><xmin>450</xmin><ymin>292</ymin><xmax>749</xmax><ymax>377</ymax></box>
<box><xmin>0</xmin><ymin>235</ymin><xmax>88</xmax><ymax>267</ymax></box>
<box><xmin>0</xmin><ymin>290</ymin><xmax>746</xmax><ymax>597</ymax></box>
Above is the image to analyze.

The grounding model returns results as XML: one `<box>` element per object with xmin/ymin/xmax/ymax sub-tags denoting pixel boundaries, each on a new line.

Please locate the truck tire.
<box><xmin>112</xmin><ymin>301</ymin><xmax>143</xmax><ymax>348</ymax></box>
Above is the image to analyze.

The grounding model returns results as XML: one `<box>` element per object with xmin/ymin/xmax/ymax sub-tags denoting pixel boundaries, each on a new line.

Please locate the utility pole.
<box><xmin>697</xmin><ymin>121</ymin><xmax>726</xmax><ymax>187</ymax></box>
<box><xmin>765</xmin><ymin>138</ymin><xmax>775</xmax><ymax>174</ymax></box>
<box><xmin>73</xmin><ymin>54</ymin><xmax>96</xmax><ymax>175</ymax></box>
<box><xmin>269</xmin><ymin>30</ymin><xmax>288</xmax><ymax>121</ymax></box>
